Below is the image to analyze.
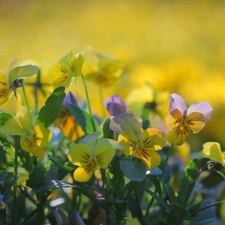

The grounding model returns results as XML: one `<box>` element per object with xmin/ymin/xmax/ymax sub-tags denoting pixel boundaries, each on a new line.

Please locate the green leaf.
<box><xmin>109</xmin><ymin>158</ymin><xmax>125</xmax><ymax>192</ymax></box>
<box><xmin>37</xmin><ymin>86</ymin><xmax>66</xmax><ymax>127</ymax></box>
<box><xmin>171</xmin><ymin>202</ymin><xmax>187</xmax><ymax>218</ymax></box>
<box><xmin>123</xmin><ymin>181</ymin><xmax>139</xmax><ymax>200</ymax></box>
<box><xmin>3</xmin><ymin>175</ymin><xmax>20</xmax><ymax>196</ymax></box>
<box><xmin>120</xmin><ymin>157</ymin><xmax>147</xmax><ymax>182</ymax></box>
<box><xmin>8</xmin><ymin>65</ymin><xmax>38</xmax><ymax>83</ymax></box>
<box><xmin>145</xmin><ymin>188</ymin><xmax>170</xmax><ymax>211</ymax></box>
<box><xmin>0</xmin><ymin>112</ymin><xmax>13</xmax><ymax>126</ymax></box>
<box><xmin>26</xmin><ymin>166</ymin><xmax>47</xmax><ymax>189</ymax></box>
<box><xmin>149</xmin><ymin>175</ymin><xmax>162</xmax><ymax>198</ymax></box>
<box><xmin>48</xmin><ymin>156</ymin><xmax>74</xmax><ymax>172</ymax></box>
<box><xmin>102</xmin><ymin>118</ymin><xmax>114</xmax><ymax>139</ymax></box>
<box><xmin>177</xmin><ymin>158</ymin><xmax>199</xmax><ymax>207</ymax></box>
<box><xmin>68</xmin><ymin>104</ymin><xmax>100</xmax><ymax>134</ymax></box>
<box><xmin>165</xmin><ymin>183</ymin><xmax>177</xmax><ymax>203</ymax></box>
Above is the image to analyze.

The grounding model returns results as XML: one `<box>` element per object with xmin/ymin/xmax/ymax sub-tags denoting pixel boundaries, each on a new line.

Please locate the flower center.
<box><xmin>85</xmin><ymin>161</ymin><xmax>97</xmax><ymax>173</ymax></box>
<box><xmin>135</xmin><ymin>147</ymin><xmax>150</xmax><ymax>160</ymax></box>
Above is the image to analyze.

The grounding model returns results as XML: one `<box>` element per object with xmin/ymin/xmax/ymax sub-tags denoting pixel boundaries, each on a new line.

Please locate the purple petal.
<box><xmin>64</xmin><ymin>92</ymin><xmax>78</xmax><ymax>108</ymax></box>
<box><xmin>169</xmin><ymin>94</ymin><xmax>187</xmax><ymax>115</ymax></box>
<box><xmin>104</xmin><ymin>95</ymin><xmax>128</xmax><ymax>116</ymax></box>
<box><xmin>187</xmin><ymin>102</ymin><xmax>213</xmax><ymax>121</ymax></box>
<box><xmin>69</xmin><ymin>210</ymin><xmax>85</xmax><ymax>225</ymax></box>
<box><xmin>0</xmin><ymin>194</ymin><xmax>4</xmax><ymax>201</ymax></box>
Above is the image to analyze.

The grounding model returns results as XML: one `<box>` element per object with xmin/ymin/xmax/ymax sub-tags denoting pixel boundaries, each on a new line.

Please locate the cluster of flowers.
<box><xmin>0</xmin><ymin>48</ymin><xmax>224</xmax><ymax>224</ymax></box>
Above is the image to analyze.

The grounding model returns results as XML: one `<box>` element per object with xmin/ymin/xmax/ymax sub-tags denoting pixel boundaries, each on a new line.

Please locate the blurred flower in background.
<box><xmin>0</xmin><ymin>0</ymin><xmax>225</xmax><ymax>149</ymax></box>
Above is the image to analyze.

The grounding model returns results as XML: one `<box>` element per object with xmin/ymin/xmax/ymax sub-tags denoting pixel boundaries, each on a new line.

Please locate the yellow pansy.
<box><xmin>49</xmin><ymin>51</ymin><xmax>84</xmax><ymax>88</ymax></box>
<box><xmin>0</xmin><ymin>107</ymin><xmax>52</xmax><ymax>160</ymax></box>
<box><xmin>202</xmin><ymin>142</ymin><xmax>225</xmax><ymax>166</ymax></box>
<box><xmin>54</xmin><ymin>92</ymin><xmax>84</xmax><ymax>141</ymax></box>
<box><xmin>83</xmin><ymin>52</ymin><xmax>124</xmax><ymax>87</ymax></box>
<box><xmin>68</xmin><ymin>131</ymin><xmax>120</xmax><ymax>182</ymax></box>
<box><xmin>110</xmin><ymin>113</ymin><xmax>166</xmax><ymax>169</ymax></box>
<box><xmin>166</xmin><ymin>93</ymin><xmax>213</xmax><ymax>145</ymax></box>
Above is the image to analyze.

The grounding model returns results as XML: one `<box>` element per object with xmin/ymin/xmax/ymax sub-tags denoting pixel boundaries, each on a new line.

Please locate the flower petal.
<box><xmin>166</xmin><ymin>109</ymin><xmax>183</xmax><ymax>129</ymax></box>
<box><xmin>80</xmin><ymin>131</ymin><xmax>101</xmax><ymax>150</ymax></box>
<box><xmin>202</xmin><ymin>142</ymin><xmax>225</xmax><ymax>165</ymax></box>
<box><xmin>166</xmin><ymin>128</ymin><xmax>191</xmax><ymax>145</ymax></box>
<box><xmin>94</xmin><ymin>138</ymin><xmax>116</xmax><ymax>168</ymax></box>
<box><xmin>186</xmin><ymin>112</ymin><xmax>206</xmax><ymax>133</ymax></box>
<box><xmin>110</xmin><ymin>113</ymin><xmax>142</xmax><ymax>140</ymax></box>
<box><xmin>73</xmin><ymin>167</ymin><xmax>94</xmax><ymax>182</ymax></box>
<box><xmin>187</xmin><ymin>102</ymin><xmax>213</xmax><ymax>121</ymax></box>
<box><xmin>118</xmin><ymin>134</ymin><xmax>135</xmax><ymax>156</ymax></box>
<box><xmin>35</xmin><ymin>124</ymin><xmax>52</xmax><ymax>147</ymax></box>
<box><xmin>68</xmin><ymin>144</ymin><xmax>92</xmax><ymax>167</ymax></box>
<box><xmin>141</xmin><ymin>128</ymin><xmax>166</xmax><ymax>151</ymax></box>
<box><xmin>169</xmin><ymin>94</ymin><xmax>187</xmax><ymax>115</ymax></box>
<box><xmin>104</xmin><ymin>95</ymin><xmax>128</xmax><ymax>116</ymax></box>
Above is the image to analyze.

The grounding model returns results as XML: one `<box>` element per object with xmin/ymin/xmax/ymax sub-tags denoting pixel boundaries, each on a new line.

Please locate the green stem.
<box><xmin>81</xmin><ymin>73</ymin><xmax>92</xmax><ymax>116</ymax></box>
<box><xmin>145</xmin><ymin>144</ymin><xmax>174</xmax><ymax>217</ymax></box>
<box><xmin>12</xmin><ymin>136</ymin><xmax>20</xmax><ymax>224</ymax></box>
<box><xmin>21</xmin><ymin>84</ymin><xmax>33</xmax><ymax>127</ymax></box>
<box><xmin>159</xmin><ymin>144</ymin><xmax>174</xmax><ymax>181</ymax></box>
<box><xmin>101</xmin><ymin>169</ymin><xmax>110</xmax><ymax>225</ymax></box>
<box><xmin>98</xmin><ymin>85</ymin><xmax>106</xmax><ymax>118</ymax></box>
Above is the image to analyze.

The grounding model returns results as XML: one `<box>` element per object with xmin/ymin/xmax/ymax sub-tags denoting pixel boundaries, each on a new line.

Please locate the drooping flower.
<box><xmin>110</xmin><ymin>113</ymin><xmax>166</xmax><ymax>169</ymax></box>
<box><xmin>166</xmin><ymin>93</ymin><xmax>213</xmax><ymax>145</ymax></box>
<box><xmin>0</xmin><ymin>106</ymin><xmax>52</xmax><ymax>159</ymax></box>
<box><xmin>0</xmin><ymin>60</ymin><xmax>38</xmax><ymax>106</ymax></box>
<box><xmin>83</xmin><ymin>52</ymin><xmax>124</xmax><ymax>87</ymax></box>
<box><xmin>68</xmin><ymin>131</ymin><xmax>121</xmax><ymax>182</ymax></box>
<box><xmin>202</xmin><ymin>142</ymin><xmax>225</xmax><ymax>166</ymax></box>
<box><xmin>49</xmin><ymin>51</ymin><xmax>84</xmax><ymax>88</ymax></box>
<box><xmin>54</xmin><ymin>92</ymin><xmax>84</xmax><ymax>141</ymax></box>
<box><xmin>104</xmin><ymin>95</ymin><xmax>128</xmax><ymax>116</ymax></box>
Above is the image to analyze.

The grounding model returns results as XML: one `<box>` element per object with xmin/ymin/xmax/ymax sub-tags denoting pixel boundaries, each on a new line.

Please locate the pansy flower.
<box><xmin>68</xmin><ymin>131</ymin><xmax>121</xmax><ymax>182</ymax></box>
<box><xmin>166</xmin><ymin>93</ymin><xmax>213</xmax><ymax>145</ymax></box>
<box><xmin>202</xmin><ymin>142</ymin><xmax>225</xmax><ymax>166</ymax></box>
<box><xmin>83</xmin><ymin>52</ymin><xmax>124</xmax><ymax>87</ymax></box>
<box><xmin>54</xmin><ymin>92</ymin><xmax>84</xmax><ymax>141</ymax></box>
<box><xmin>104</xmin><ymin>95</ymin><xmax>128</xmax><ymax>116</ymax></box>
<box><xmin>49</xmin><ymin>51</ymin><xmax>84</xmax><ymax>88</ymax></box>
<box><xmin>110</xmin><ymin>113</ymin><xmax>166</xmax><ymax>169</ymax></box>
<box><xmin>0</xmin><ymin>61</ymin><xmax>38</xmax><ymax>106</ymax></box>
<box><xmin>0</xmin><ymin>106</ymin><xmax>52</xmax><ymax>159</ymax></box>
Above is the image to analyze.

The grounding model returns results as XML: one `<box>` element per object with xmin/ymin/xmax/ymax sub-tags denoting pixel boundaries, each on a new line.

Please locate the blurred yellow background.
<box><xmin>1</xmin><ymin>0</ymin><xmax>225</xmax><ymax>149</ymax></box>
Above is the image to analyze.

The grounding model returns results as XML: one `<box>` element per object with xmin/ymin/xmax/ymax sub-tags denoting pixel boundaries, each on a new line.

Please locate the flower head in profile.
<box><xmin>0</xmin><ymin>60</ymin><xmax>38</xmax><ymax>106</ymax></box>
<box><xmin>68</xmin><ymin>131</ymin><xmax>120</xmax><ymax>182</ymax></box>
<box><xmin>104</xmin><ymin>95</ymin><xmax>128</xmax><ymax>116</ymax></box>
<box><xmin>166</xmin><ymin>93</ymin><xmax>213</xmax><ymax>145</ymax></box>
<box><xmin>0</xmin><ymin>106</ymin><xmax>51</xmax><ymax>160</ymax></box>
<box><xmin>49</xmin><ymin>51</ymin><xmax>84</xmax><ymax>88</ymax></box>
<box><xmin>202</xmin><ymin>142</ymin><xmax>225</xmax><ymax>166</ymax></box>
<box><xmin>83</xmin><ymin>52</ymin><xmax>124</xmax><ymax>87</ymax></box>
<box><xmin>110</xmin><ymin>113</ymin><xmax>166</xmax><ymax>169</ymax></box>
<box><xmin>54</xmin><ymin>92</ymin><xmax>84</xmax><ymax>141</ymax></box>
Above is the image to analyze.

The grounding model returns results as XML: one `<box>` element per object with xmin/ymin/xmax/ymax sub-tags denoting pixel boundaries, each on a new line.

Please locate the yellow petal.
<box><xmin>132</xmin><ymin>148</ymin><xmax>161</xmax><ymax>169</ymax></box>
<box><xmin>202</xmin><ymin>142</ymin><xmax>225</xmax><ymax>165</ymax></box>
<box><xmin>34</xmin><ymin>124</ymin><xmax>52</xmax><ymax>147</ymax></box>
<box><xmin>166</xmin><ymin>128</ymin><xmax>190</xmax><ymax>145</ymax></box>
<box><xmin>68</xmin><ymin>144</ymin><xmax>92</xmax><ymax>167</ymax></box>
<box><xmin>54</xmin><ymin>109</ymin><xmax>84</xmax><ymax>141</ymax></box>
<box><xmin>94</xmin><ymin>138</ymin><xmax>116</xmax><ymax>168</ymax></box>
<box><xmin>141</xmin><ymin>128</ymin><xmax>166</xmax><ymax>151</ymax></box>
<box><xmin>166</xmin><ymin>109</ymin><xmax>183</xmax><ymax>129</ymax></box>
<box><xmin>186</xmin><ymin>112</ymin><xmax>205</xmax><ymax>133</ymax></box>
<box><xmin>0</xmin><ymin>74</ymin><xmax>13</xmax><ymax>105</ymax></box>
<box><xmin>118</xmin><ymin>134</ymin><xmax>138</xmax><ymax>156</ymax></box>
<box><xmin>0</xmin><ymin>117</ymin><xmax>28</xmax><ymax>136</ymax></box>
<box><xmin>20</xmin><ymin>136</ymin><xmax>45</xmax><ymax>160</ymax></box>
<box><xmin>73</xmin><ymin>167</ymin><xmax>94</xmax><ymax>182</ymax></box>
